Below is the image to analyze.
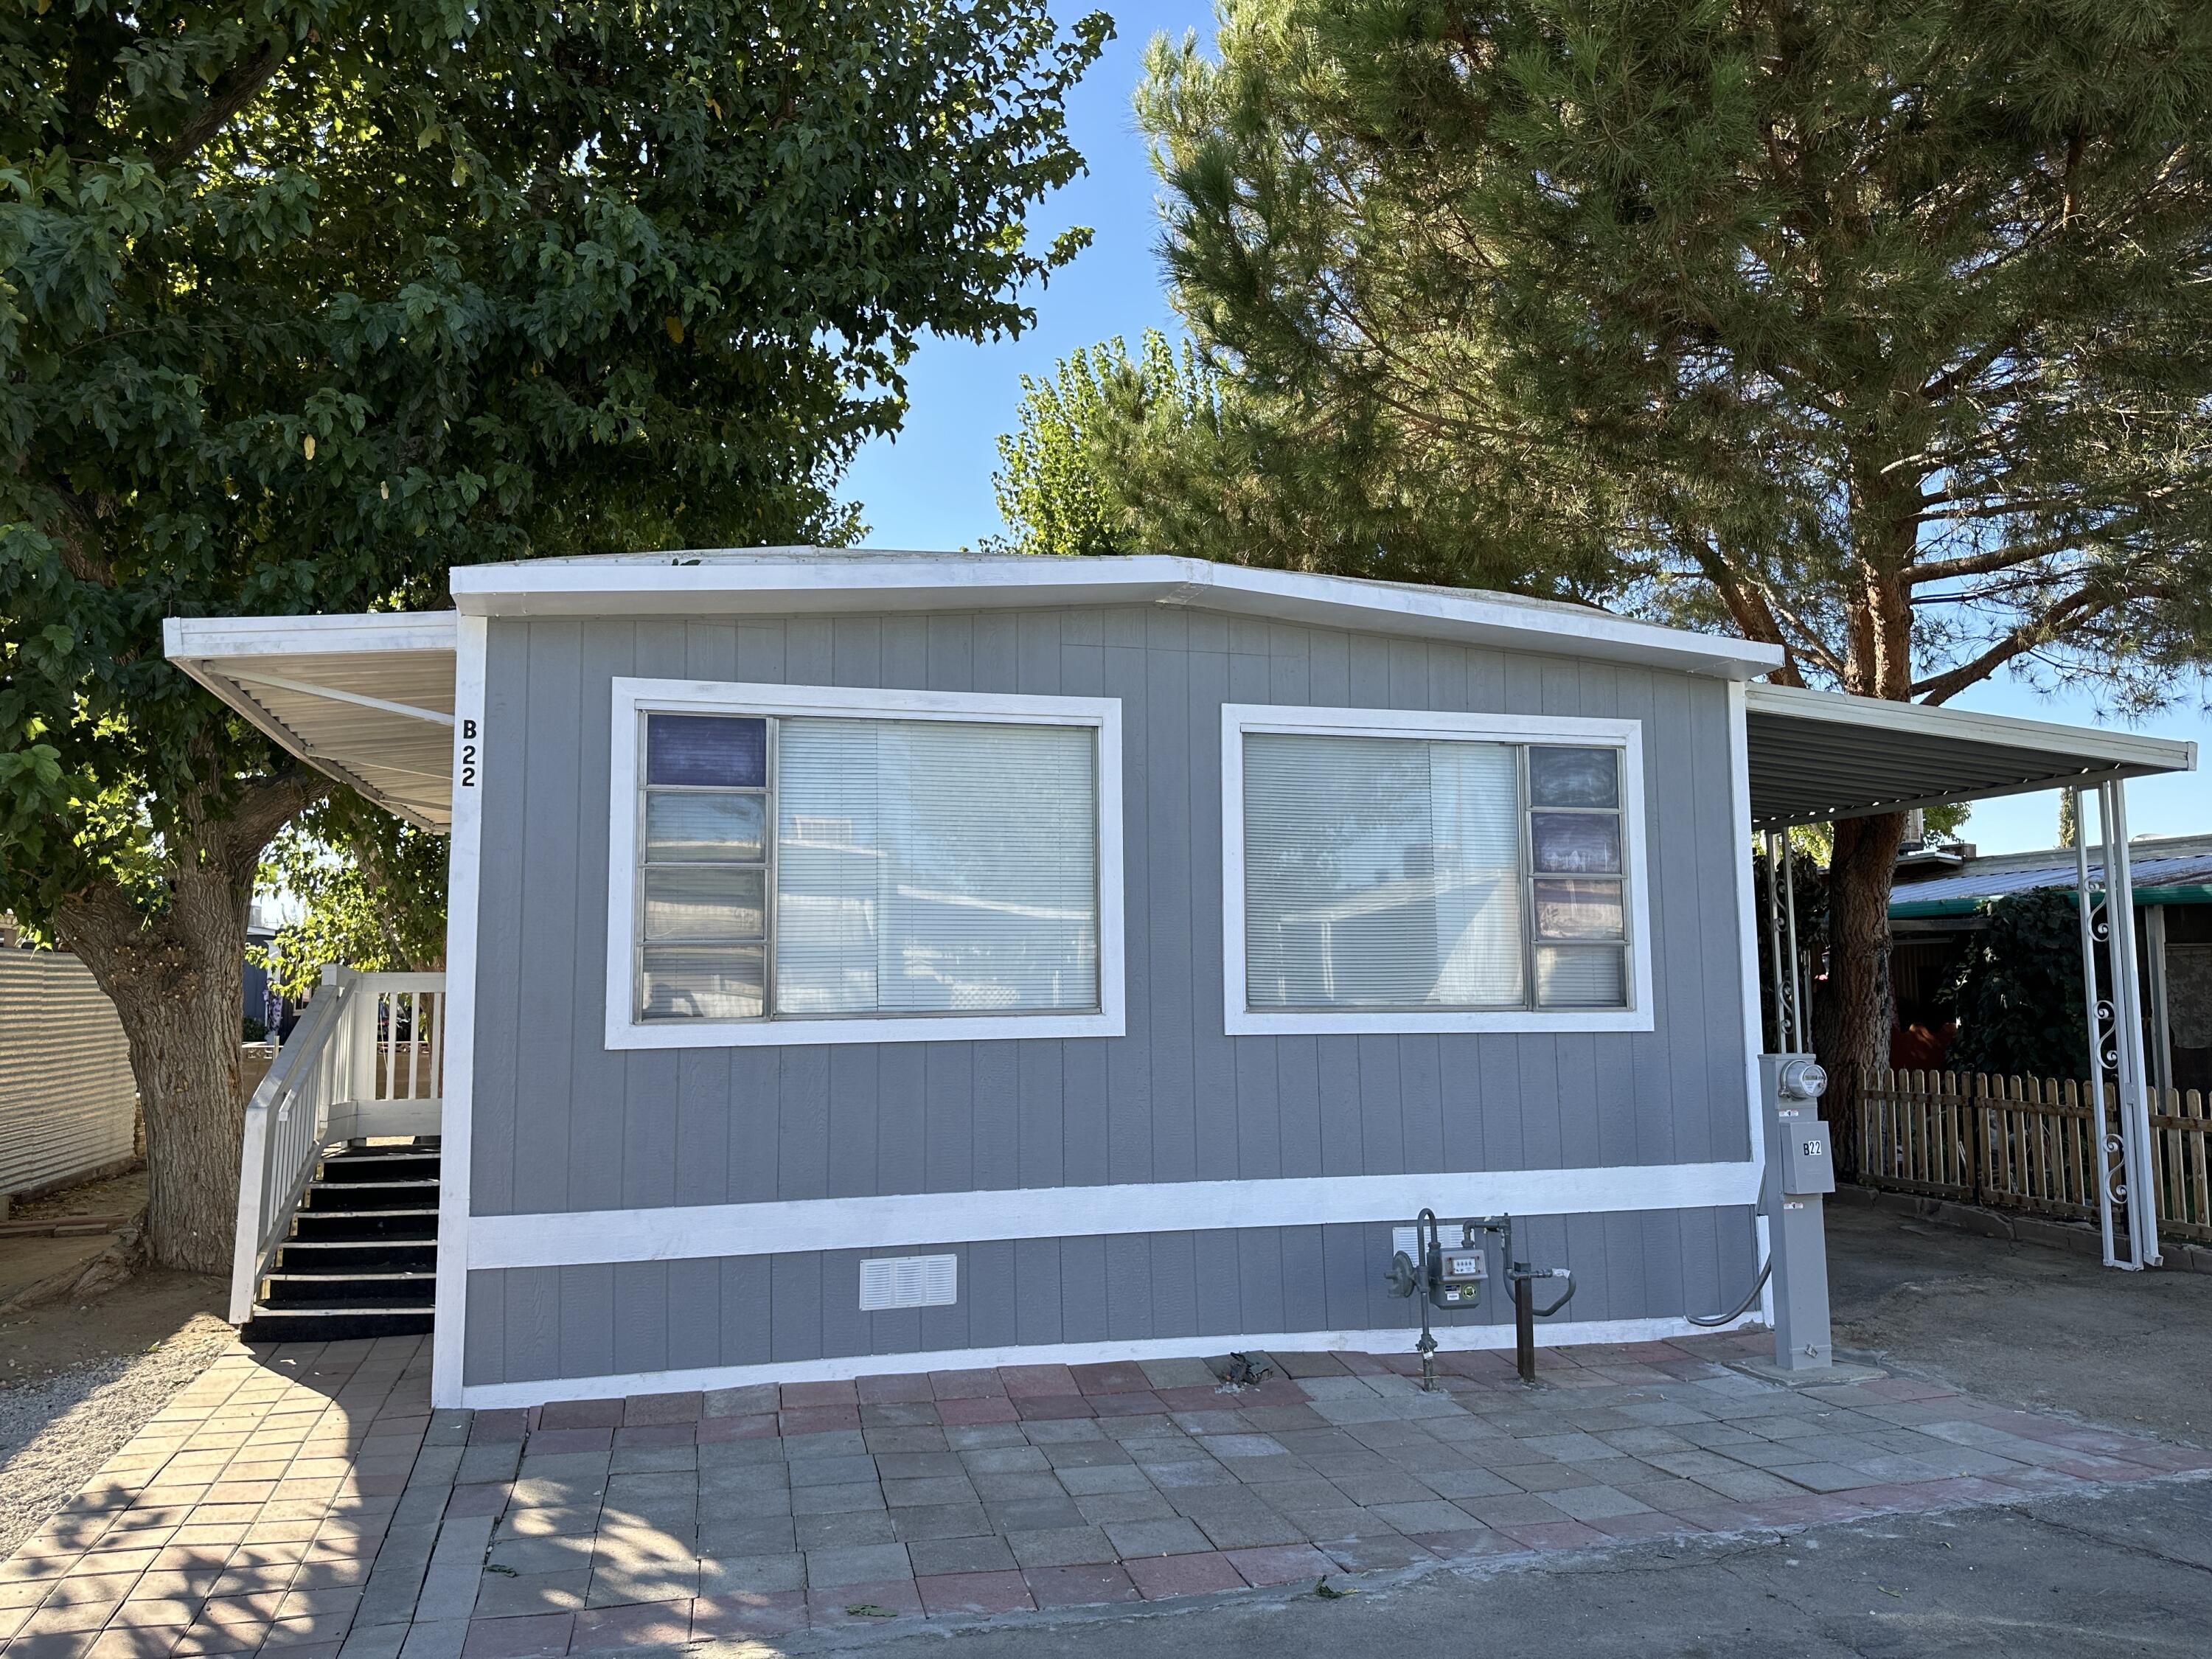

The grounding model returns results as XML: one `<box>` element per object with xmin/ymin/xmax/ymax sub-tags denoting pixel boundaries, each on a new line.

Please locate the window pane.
<box><xmin>773</xmin><ymin>718</ymin><xmax>1100</xmax><ymax>1016</ymax></box>
<box><xmin>1243</xmin><ymin>734</ymin><xmax>1524</xmax><ymax>1009</ymax></box>
<box><xmin>1528</xmin><ymin>746</ymin><xmax>1618</xmax><ymax>808</ymax></box>
<box><xmin>641</xmin><ymin>944</ymin><xmax>765</xmax><ymax>1020</ymax></box>
<box><xmin>646</xmin><ymin>714</ymin><xmax>766</xmax><ymax>787</ymax></box>
<box><xmin>1533</xmin><ymin>878</ymin><xmax>1623</xmax><ymax>940</ymax></box>
<box><xmin>1531</xmin><ymin>811</ymin><xmax>1621</xmax><ymax>874</ymax></box>
<box><xmin>1535</xmin><ymin>945</ymin><xmax>1627</xmax><ymax>1008</ymax></box>
<box><xmin>643</xmin><ymin>866</ymin><xmax>766</xmax><ymax>942</ymax></box>
<box><xmin>644</xmin><ymin>792</ymin><xmax>765</xmax><ymax>862</ymax></box>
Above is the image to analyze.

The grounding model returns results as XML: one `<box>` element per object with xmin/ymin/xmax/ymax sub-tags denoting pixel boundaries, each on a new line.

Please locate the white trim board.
<box><xmin>1219</xmin><ymin>704</ymin><xmax>1656</xmax><ymax>1036</ymax></box>
<box><xmin>450</xmin><ymin>552</ymin><xmax>1784</xmax><ymax>681</ymax></box>
<box><xmin>163</xmin><ymin>611</ymin><xmax>459</xmax><ymax>660</ymax></box>
<box><xmin>431</xmin><ymin>615</ymin><xmax>489</xmax><ymax>1409</ymax></box>
<box><xmin>604</xmin><ymin>678</ymin><xmax>1127</xmax><ymax>1051</ymax></box>
<box><xmin>453</xmin><ymin>1311</ymin><xmax>1765</xmax><ymax>1409</ymax></box>
<box><xmin>465</xmin><ymin>1161</ymin><xmax>1762</xmax><ymax>1270</ymax></box>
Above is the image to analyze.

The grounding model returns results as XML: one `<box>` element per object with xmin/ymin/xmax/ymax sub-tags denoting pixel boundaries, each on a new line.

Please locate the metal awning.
<box><xmin>1745</xmin><ymin>684</ymin><xmax>2196</xmax><ymax>831</ymax></box>
<box><xmin>162</xmin><ymin>613</ymin><xmax>461</xmax><ymax>832</ymax></box>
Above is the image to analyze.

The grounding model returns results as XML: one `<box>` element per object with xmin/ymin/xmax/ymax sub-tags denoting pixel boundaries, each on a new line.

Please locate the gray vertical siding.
<box><xmin>463</xmin><ymin>605</ymin><xmax>1756</xmax><ymax>1386</ymax></box>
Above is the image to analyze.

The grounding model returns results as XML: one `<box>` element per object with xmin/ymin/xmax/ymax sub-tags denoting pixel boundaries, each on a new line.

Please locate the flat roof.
<box><xmin>448</xmin><ymin>548</ymin><xmax>1787</xmax><ymax>681</ymax></box>
<box><xmin>162</xmin><ymin>556</ymin><xmax>2197</xmax><ymax>840</ymax></box>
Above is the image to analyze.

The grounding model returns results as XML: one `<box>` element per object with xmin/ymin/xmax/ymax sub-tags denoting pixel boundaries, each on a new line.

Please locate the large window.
<box><xmin>1222</xmin><ymin>706</ymin><xmax>1650</xmax><ymax>1034</ymax></box>
<box><xmin>609</xmin><ymin>681</ymin><xmax>1124</xmax><ymax>1049</ymax></box>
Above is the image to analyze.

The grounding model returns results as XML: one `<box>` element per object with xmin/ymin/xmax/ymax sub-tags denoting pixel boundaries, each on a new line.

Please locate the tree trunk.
<box><xmin>52</xmin><ymin>774</ymin><xmax>320</xmax><ymax>1275</ymax></box>
<box><xmin>1816</xmin><ymin>810</ymin><xmax>1908</xmax><ymax>1179</ymax></box>
<box><xmin>116</xmin><ymin>955</ymin><xmax>248</xmax><ymax>1275</ymax></box>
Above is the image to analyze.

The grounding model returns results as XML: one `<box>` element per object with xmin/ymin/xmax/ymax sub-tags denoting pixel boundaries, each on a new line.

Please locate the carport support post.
<box><xmin>2073</xmin><ymin>795</ymin><xmax>2121</xmax><ymax>1269</ymax></box>
<box><xmin>2101</xmin><ymin>782</ymin><xmax>2162</xmax><ymax>1268</ymax></box>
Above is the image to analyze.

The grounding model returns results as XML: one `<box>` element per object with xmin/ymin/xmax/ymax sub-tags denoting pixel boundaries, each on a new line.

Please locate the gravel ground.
<box><xmin>0</xmin><ymin>1283</ymin><xmax>234</xmax><ymax>1559</ymax></box>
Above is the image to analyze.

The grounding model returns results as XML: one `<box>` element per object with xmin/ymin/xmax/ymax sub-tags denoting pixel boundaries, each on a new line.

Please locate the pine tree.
<box><xmin>1107</xmin><ymin>0</ymin><xmax>2212</xmax><ymax>1096</ymax></box>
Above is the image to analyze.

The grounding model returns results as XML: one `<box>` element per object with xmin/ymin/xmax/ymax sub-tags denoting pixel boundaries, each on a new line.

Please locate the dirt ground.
<box><xmin>0</xmin><ymin>1167</ymin><xmax>153</xmax><ymax>1305</ymax></box>
<box><xmin>1826</xmin><ymin>1200</ymin><xmax>2212</xmax><ymax>1446</ymax></box>
<box><xmin>0</xmin><ymin>1166</ymin><xmax>232</xmax><ymax>1559</ymax></box>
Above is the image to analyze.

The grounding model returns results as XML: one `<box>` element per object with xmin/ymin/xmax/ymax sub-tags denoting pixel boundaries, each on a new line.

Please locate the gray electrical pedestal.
<box><xmin>1761</xmin><ymin>1053</ymin><xmax>1835</xmax><ymax>1371</ymax></box>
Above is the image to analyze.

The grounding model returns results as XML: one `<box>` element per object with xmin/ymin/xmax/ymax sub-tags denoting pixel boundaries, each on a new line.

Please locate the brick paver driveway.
<box><xmin>4</xmin><ymin>1331</ymin><xmax>2208</xmax><ymax>1658</ymax></box>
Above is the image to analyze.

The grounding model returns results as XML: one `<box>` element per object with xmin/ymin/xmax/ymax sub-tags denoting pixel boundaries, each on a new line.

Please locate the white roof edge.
<box><xmin>1745</xmin><ymin>682</ymin><xmax>2198</xmax><ymax>774</ymax></box>
<box><xmin>163</xmin><ymin>611</ymin><xmax>459</xmax><ymax>661</ymax></box>
<box><xmin>448</xmin><ymin>553</ymin><xmax>1784</xmax><ymax>678</ymax></box>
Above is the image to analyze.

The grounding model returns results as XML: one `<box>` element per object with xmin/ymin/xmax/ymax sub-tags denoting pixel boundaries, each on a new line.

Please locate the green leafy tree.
<box><xmin>1089</xmin><ymin>0</ymin><xmax>2212</xmax><ymax>1107</ymax></box>
<box><xmin>1949</xmin><ymin>889</ymin><xmax>2091</xmax><ymax>1081</ymax></box>
<box><xmin>992</xmin><ymin>327</ymin><xmax>1625</xmax><ymax>590</ymax></box>
<box><xmin>991</xmin><ymin>333</ymin><xmax>1228</xmax><ymax>560</ymax></box>
<box><xmin>1</xmin><ymin>0</ymin><xmax>1108</xmax><ymax>1270</ymax></box>
<box><xmin>256</xmin><ymin>794</ymin><xmax>448</xmax><ymax>1001</ymax></box>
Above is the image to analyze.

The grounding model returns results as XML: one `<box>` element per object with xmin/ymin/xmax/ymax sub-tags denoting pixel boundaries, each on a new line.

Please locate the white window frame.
<box><xmin>607</xmin><ymin>678</ymin><xmax>1125</xmax><ymax>1051</ymax></box>
<box><xmin>1220</xmin><ymin>703</ymin><xmax>1655</xmax><ymax>1036</ymax></box>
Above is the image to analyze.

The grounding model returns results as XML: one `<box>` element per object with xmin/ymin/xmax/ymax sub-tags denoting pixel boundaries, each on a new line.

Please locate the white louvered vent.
<box><xmin>859</xmin><ymin>1254</ymin><xmax>959</xmax><ymax>1312</ymax></box>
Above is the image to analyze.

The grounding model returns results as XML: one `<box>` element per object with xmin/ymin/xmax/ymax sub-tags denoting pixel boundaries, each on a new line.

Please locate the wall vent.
<box><xmin>860</xmin><ymin>1254</ymin><xmax>958</xmax><ymax>1312</ymax></box>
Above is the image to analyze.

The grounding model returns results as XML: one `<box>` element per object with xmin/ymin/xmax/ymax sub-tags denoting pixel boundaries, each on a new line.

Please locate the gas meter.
<box><xmin>1433</xmin><ymin>1243</ymin><xmax>1488</xmax><ymax>1308</ymax></box>
<box><xmin>1385</xmin><ymin>1209</ymin><xmax>1572</xmax><ymax>1390</ymax></box>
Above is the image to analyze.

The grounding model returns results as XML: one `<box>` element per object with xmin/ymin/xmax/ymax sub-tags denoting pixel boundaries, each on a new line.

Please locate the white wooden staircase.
<box><xmin>231</xmin><ymin>970</ymin><xmax>445</xmax><ymax>1343</ymax></box>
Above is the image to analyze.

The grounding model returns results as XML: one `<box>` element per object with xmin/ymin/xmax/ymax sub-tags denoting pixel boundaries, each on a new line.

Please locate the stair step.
<box><xmin>243</xmin><ymin>1306</ymin><xmax>435</xmax><ymax>1343</ymax></box>
<box><xmin>262</xmin><ymin>1271</ymin><xmax>436</xmax><ymax>1308</ymax></box>
<box><xmin>318</xmin><ymin>1155</ymin><xmax>440</xmax><ymax>1184</ymax></box>
<box><xmin>274</xmin><ymin>1239</ymin><xmax>437</xmax><ymax>1270</ymax></box>
<box><xmin>302</xmin><ymin>1180</ymin><xmax>438</xmax><ymax>1213</ymax></box>
<box><xmin>290</xmin><ymin>1208</ymin><xmax>439</xmax><ymax>1242</ymax></box>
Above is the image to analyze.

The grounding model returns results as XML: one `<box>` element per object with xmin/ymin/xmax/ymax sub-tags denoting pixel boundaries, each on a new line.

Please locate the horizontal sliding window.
<box><xmin>631</xmin><ymin>708</ymin><xmax>1102</xmax><ymax>1027</ymax></box>
<box><xmin>1239</xmin><ymin>730</ymin><xmax>1634</xmax><ymax>1015</ymax></box>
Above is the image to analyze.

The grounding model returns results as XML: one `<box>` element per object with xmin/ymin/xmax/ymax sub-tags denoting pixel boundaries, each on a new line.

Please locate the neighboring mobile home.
<box><xmin>167</xmin><ymin>551</ymin><xmax>2196</xmax><ymax>1408</ymax></box>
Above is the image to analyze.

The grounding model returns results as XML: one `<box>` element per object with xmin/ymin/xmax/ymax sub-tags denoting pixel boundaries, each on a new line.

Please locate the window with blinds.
<box><xmin>635</xmin><ymin>711</ymin><xmax>1101</xmax><ymax>1024</ymax></box>
<box><xmin>1241</xmin><ymin>733</ymin><xmax>1630</xmax><ymax>1013</ymax></box>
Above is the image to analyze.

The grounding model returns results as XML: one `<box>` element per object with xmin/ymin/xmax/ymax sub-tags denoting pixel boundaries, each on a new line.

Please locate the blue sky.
<box><xmin>837</xmin><ymin>1</ymin><xmax>2211</xmax><ymax>857</ymax></box>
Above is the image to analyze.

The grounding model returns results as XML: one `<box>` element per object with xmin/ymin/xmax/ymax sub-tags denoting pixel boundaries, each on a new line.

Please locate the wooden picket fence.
<box><xmin>1857</xmin><ymin>1068</ymin><xmax>2212</xmax><ymax>1245</ymax></box>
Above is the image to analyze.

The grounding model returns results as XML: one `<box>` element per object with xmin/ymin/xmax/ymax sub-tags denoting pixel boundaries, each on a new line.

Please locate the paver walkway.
<box><xmin>4</xmin><ymin>1331</ymin><xmax>2208</xmax><ymax>1659</ymax></box>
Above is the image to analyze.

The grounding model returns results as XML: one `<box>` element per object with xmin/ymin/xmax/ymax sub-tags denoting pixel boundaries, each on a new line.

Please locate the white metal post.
<box><xmin>1781</xmin><ymin>832</ymin><xmax>1805</xmax><ymax>1051</ymax></box>
<box><xmin>2102</xmin><ymin>782</ymin><xmax>2161</xmax><ymax>1267</ymax></box>
<box><xmin>1763</xmin><ymin>833</ymin><xmax>1788</xmax><ymax>1051</ymax></box>
<box><xmin>2072</xmin><ymin>794</ymin><xmax>2120</xmax><ymax>1267</ymax></box>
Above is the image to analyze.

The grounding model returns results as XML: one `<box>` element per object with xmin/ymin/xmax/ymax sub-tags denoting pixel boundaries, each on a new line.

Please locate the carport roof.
<box><xmin>1744</xmin><ymin>684</ymin><xmax>2194</xmax><ymax>831</ymax></box>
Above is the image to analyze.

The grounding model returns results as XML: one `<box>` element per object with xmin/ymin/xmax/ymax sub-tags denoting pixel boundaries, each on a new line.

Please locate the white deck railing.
<box><xmin>228</xmin><ymin>967</ymin><xmax>447</xmax><ymax>1322</ymax></box>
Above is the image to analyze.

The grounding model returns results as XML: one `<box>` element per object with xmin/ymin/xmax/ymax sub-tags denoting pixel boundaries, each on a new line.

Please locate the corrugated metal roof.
<box><xmin>1890</xmin><ymin>835</ymin><xmax>2212</xmax><ymax>917</ymax></box>
<box><xmin>162</xmin><ymin>614</ymin><xmax>459</xmax><ymax>832</ymax></box>
<box><xmin>1745</xmin><ymin>684</ymin><xmax>2195</xmax><ymax>830</ymax></box>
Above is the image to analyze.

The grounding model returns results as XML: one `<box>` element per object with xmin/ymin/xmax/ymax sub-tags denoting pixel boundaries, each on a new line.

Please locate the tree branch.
<box><xmin>1910</xmin><ymin>588</ymin><xmax>2110</xmax><ymax>704</ymax></box>
<box><xmin>159</xmin><ymin>39</ymin><xmax>289</xmax><ymax>170</ymax></box>
<box><xmin>208</xmin><ymin>770</ymin><xmax>329</xmax><ymax>888</ymax></box>
<box><xmin>1905</xmin><ymin>534</ymin><xmax>2076</xmax><ymax>587</ymax></box>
